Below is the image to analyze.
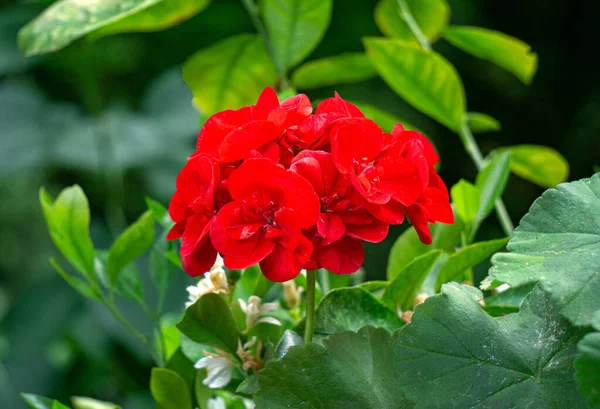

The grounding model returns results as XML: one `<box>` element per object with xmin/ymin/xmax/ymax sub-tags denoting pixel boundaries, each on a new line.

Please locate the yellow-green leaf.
<box><xmin>442</xmin><ymin>26</ymin><xmax>538</xmax><ymax>84</ymax></box>
<box><xmin>374</xmin><ymin>0</ymin><xmax>450</xmax><ymax>45</ymax></box>
<box><xmin>292</xmin><ymin>53</ymin><xmax>376</xmax><ymax>89</ymax></box>
<box><xmin>364</xmin><ymin>37</ymin><xmax>465</xmax><ymax>131</ymax></box>
<box><xmin>182</xmin><ymin>34</ymin><xmax>277</xmax><ymax>115</ymax></box>
<box><xmin>466</xmin><ymin>112</ymin><xmax>501</xmax><ymax>133</ymax></box>
<box><xmin>450</xmin><ymin>179</ymin><xmax>480</xmax><ymax>226</ymax></box>
<box><xmin>502</xmin><ymin>144</ymin><xmax>569</xmax><ymax>188</ymax></box>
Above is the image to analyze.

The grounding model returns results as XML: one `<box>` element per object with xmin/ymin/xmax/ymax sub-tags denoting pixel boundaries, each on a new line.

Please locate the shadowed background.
<box><xmin>0</xmin><ymin>0</ymin><xmax>598</xmax><ymax>407</ymax></box>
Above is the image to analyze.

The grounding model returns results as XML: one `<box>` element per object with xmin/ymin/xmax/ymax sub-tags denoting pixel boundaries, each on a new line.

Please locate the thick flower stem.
<box><xmin>304</xmin><ymin>269</ymin><xmax>317</xmax><ymax>344</ymax></box>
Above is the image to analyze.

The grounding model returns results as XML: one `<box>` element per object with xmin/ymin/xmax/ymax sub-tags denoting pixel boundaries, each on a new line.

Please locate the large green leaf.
<box><xmin>382</xmin><ymin>250</ymin><xmax>446</xmax><ymax>310</ymax></box>
<box><xmin>442</xmin><ymin>26</ymin><xmax>538</xmax><ymax>84</ymax></box>
<box><xmin>374</xmin><ymin>0</ymin><xmax>449</xmax><ymax>45</ymax></box>
<box><xmin>18</xmin><ymin>0</ymin><xmax>161</xmax><ymax>57</ymax></box>
<box><xmin>93</xmin><ymin>0</ymin><xmax>211</xmax><ymax>37</ymax></box>
<box><xmin>575</xmin><ymin>311</ymin><xmax>600</xmax><ymax>407</ymax></box>
<box><xmin>105</xmin><ymin>210</ymin><xmax>155</xmax><ymax>286</ymax></box>
<box><xmin>150</xmin><ymin>368</ymin><xmax>192</xmax><ymax>409</ymax></box>
<box><xmin>434</xmin><ymin>237</ymin><xmax>509</xmax><ymax>291</ymax></box>
<box><xmin>40</xmin><ymin>186</ymin><xmax>95</xmax><ymax>278</ymax></box>
<box><xmin>475</xmin><ymin>151</ymin><xmax>511</xmax><ymax>225</ymax></box>
<box><xmin>503</xmin><ymin>144</ymin><xmax>569</xmax><ymax>188</ymax></box>
<box><xmin>296</xmin><ymin>288</ymin><xmax>403</xmax><ymax>341</ymax></box>
<box><xmin>177</xmin><ymin>293</ymin><xmax>240</xmax><ymax>354</ymax></box>
<box><xmin>351</xmin><ymin>102</ymin><xmax>419</xmax><ymax>133</ymax></box>
<box><xmin>395</xmin><ymin>284</ymin><xmax>587</xmax><ymax>408</ymax></box>
<box><xmin>182</xmin><ymin>34</ymin><xmax>277</xmax><ymax>115</ymax></box>
<box><xmin>291</xmin><ymin>53</ymin><xmax>376</xmax><ymax>89</ymax></box>
<box><xmin>261</xmin><ymin>0</ymin><xmax>333</xmax><ymax>70</ymax></box>
<box><xmin>387</xmin><ymin>214</ymin><xmax>462</xmax><ymax>279</ymax></box>
<box><xmin>255</xmin><ymin>326</ymin><xmax>413</xmax><ymax>409</ymax></box>
<box><xmin>364</xmin><ymin>37</ymin><xmax>466</xmax><ymax>131</ymax></box>
<box><xmin>487</xmin><ymin>174</ymin><xmax>600</xmax><ymax>326</ymax></box>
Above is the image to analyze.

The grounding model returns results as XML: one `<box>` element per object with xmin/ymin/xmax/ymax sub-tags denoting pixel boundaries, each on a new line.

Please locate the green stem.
<box><xmin>240</xmin><ymin>0</ymin><xmax>291</xmax><ymax>90</ymax></box>
<box><xmin>458</xmin><ymin>122</ymin><xmax>514</xmax><ymax>236</ymax></box>
<box><xmin>304</xmin><ymin>270</ymin><xmax>317</xmax><ymax>344</ymax></box>
<box><xmin>395</xmin><ymin>0</ymin><xmax>432</xmax><ymax>51</ymax></box>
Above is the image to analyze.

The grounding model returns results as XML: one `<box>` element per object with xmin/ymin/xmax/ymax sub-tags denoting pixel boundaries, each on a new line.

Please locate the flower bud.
<box><xmin>282</xmin><ymin>280</ymin><xmax>303</xmax><ymax>308</ymax></box>
<box><xmin>413</xmin><ymin>293</ymin><xmax>428</xmax><ymax>307</ymax></box>
<box><xmin>401</xmin><ymin>310</ymin><xmax>414</xmax><ymax>324</ymax></box>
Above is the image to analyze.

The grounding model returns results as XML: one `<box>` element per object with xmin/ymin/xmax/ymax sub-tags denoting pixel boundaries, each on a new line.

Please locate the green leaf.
<box><xmin>234</xmin><ymin>264</ymin><xmax>274</xmax><ymax>300</ymax></box>
<box><xmin>261</xmin><ymin>0</ymin><xmax>333</xmax><ymax>70</ymax></box>
<box><xmin>466</xmin><ymin>112</ymin><xmax>501</xmax><ymax>133</ymax></box>
<box><xmin>275</xmin><ymin>329</ymin><xmax>303</xmax><ymax>359</ymax></box>
<box><xmin>150</xmin><ymin>368</ymin><xmax>192</xmax><ymax>409</ymax></box>
<box><xmin>180</xmin><ymin>335</ymin><xmax>209</xmax><ymax>363</ymax></box>
<box><xmin>450</xmin><ymin>179</ymin><xmax>480</xmax><ymax>226</ymax></box>
<box><xmin>475</xmin><ymin>150</ymin><xmax>511</xmax><ymax>224</ymax></box>
<box><xmin>291</xmin><ymin>53</ymin><xmax>377</xmax><ymax>89</ymax></box>
<box><xmin>92</xmin><ymin>0</ymin><xmax>211</xmax><ymax>38</ymax></box>
<box><xmin>105</xmin><ymin>210</ymin><xmax>155</xmax><ymax>286</ymax></box>
<box><xmin>488</xmin><ymin>174</ymin><xmax>600</xmax><ymax>326</ymax></box>
<box><xmin>194</xmin><ymin>370</ymin><xmax>212</xmax><ymax>409</ymax></box>
<box><xmin>387</xmin><ymin>214</ymin><xmax>462</xmax><ymax>280</ymax></box>
<box><xmin>395</xmin><ymin>284</ymin><xmax>587</xmax><ymax>408</ymax></box>
<box><xmin>364</xmin><ymin>37</ymin><xmax>466</xmax><ymax>131</ymax></box>
<box><xmin>177</xmin><ymin>293</ymin><xmax>240</xmax><ymax>354</ymax></box>
<box><xmin>22</xmin><ymin>394</ymin><xmax>55</xmax><ymax>409</ymax></box>
<box><xmin>434</xmin><ymin>237</ymin><xmax>509</xmax><ymax>291</ymax></box>
<box><xmin>383</xmin><ymin>250</ymin><xmax>446</xmax><ymax>310</ymax></box>
<box><xmin>40</xmin><ymin>186</ymin><xmax>95</xmax><ymax>278</ymax></box>
<box><xmin>503</xmin><ymin>144</ymin><xmax>569</xmax><ymax>188</ymax></box>
<box><xmin>145</xmin><ymin>197</ymin><xmax>173</xmax><ymax>229</ymax></box>
<box><xmin>484</xmin><ymin>283</ymin><xmax>537</xmax><ymax>316</ymax></box>
<box><xmin>166</xmin><ymin>250</ymin><xmax>183</xmax><ymax>270</ymax></box>
<box><xmin>374</xmin><ymin>0</ymin><xmax>450</xmax><ymax>45</ymax></box>
<box><xmin>296</xmin><ymin>288</ymin><xmax>403</xmax><ymax>341</ymax></box>
<box><xmin>18</xmin><ymin>0</ymin><xmax>161</xmax><ymax>57</ymax></box>
<box><xmin>351</xmin><ymin>102</ymin><xmax>420</xmax><ymax>133</ymax></box>
<box><xmin>155</xmin><ymin>313</ymin><xmax>182</xmax><ymax>363</ymax></box>
<box><xmin>71</xmin><ymin>397</ymin><xmax>120</xmax><ymax>409</ymax></box>
<box><xmin>575</xmin><ymin>311</ymin><xmax>600</xmax><ymax>407</ymax></box>
<box><xmin>442</xmin><ymin>26</ymin><xmax>538</xmax><ymax>84</ymax></box>
<box><xmin>150</xmin><ymin>231</ymin><xmax>174</xmax><ymax>298</ymax></box>
<box><xmin>255</xmin><ymin>326</ymin><xmax>413</xmax><ymax>409</ymax></box>
<box><xmin>50</xmin><ymin>258</ymin><xmax>101</xmax><ymax>302</ymax></box>
<box><xmin>237</xmin><ymin>374</ymin><xmax>259</xmax><ymax>395</ymax></box>
<box><xmin>182</xmin><ymin>34</ymin><xmax>277</xmax><ymax>115</ymax></box>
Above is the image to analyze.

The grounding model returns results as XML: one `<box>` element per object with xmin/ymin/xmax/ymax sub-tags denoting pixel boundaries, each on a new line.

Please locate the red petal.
<box><xmin>377</xmin><ymin>155</ymin><xmax>426</xmax><ymax>206</ymax></box>
<box><xmin>166</xmin><ymin>221</ymin><xmax>186</xmax><ymax>240</ymax></box>
<box><xmin>260</xmin><ymin>236</ymin><xmax>313</xmax><ymax>282</ymax></box>
<box><xmin>176</xmin><ymin>155</ymin><xmax>220</xmax><ymax>208</ymax></box>
<box><xmin>331</xmin><ymin>118</ymin><xmax>384</xmax><ymax>174</ymax></box>
<box><xmin>313</xmin><ymin>235</ymin><xmax>364</xmax><ymax>274</ymax></box>
<box><xmin>392</xmin><ymin>126</ymin><xmax>439</xmax><ymax>168</ymax></box>
<box><xmin>365</xmin><ymin>200</ymin><xmax>406</xmax><ymax>225</ymax></box>
<box><xmin>316</xmin><ymin>93</ymin><xmax>364</xmax><ymax>117</ymax></box>
<box><xmin>167</xmin><ymin>190</ymin><xmax>190</xmax><ymax>223</ymax></box>
<box><xmin>317</xmin><ymin>213</ymin><xmax>346</xmax><ymax>245</ymax></box>
<box><xmin>228</xmin><ymin>158</ymin><xmax>286</xmax><ymax>202</ymax></box>
<box><xmin>180</xmin><ymin>214</ymin><xmax>213</xmax><ymax>256</ymax></box>
<box><xmin>219</xmin><ymin>120</ymin><xmax>279</xmax><ymax>162</ymax></box>
<box><xmin>253</xmin><ymin>86</ymin><xmax>279</xmax><ymax>119</ymax></box>
<box><xmin>197</xmin><ymin>107</ymin><xmax>253</xmax><ymax>158</ymax></box>
<box><xmin>405</xmin><ymin>203</ymin><xmax>432</xmax><ymax>245</ymax></box>
<box><xmin>345</xmin><ymin>220</ymin><xmax>389</xmax><ymax>243</ymax></box>
<box><xmin>180</xmin><ymin>239</ymin><xmax>218</xmax><ymax>277</ymax></box>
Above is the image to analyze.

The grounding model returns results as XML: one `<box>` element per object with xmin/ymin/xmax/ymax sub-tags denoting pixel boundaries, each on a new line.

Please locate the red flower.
<box><xmin>291</xmin><ymin>151</ymin><xmax>388</xmax><ymax>274</ymax></box>
<box><xmin>196</xmin><ymin>87</ymin><xmax>312</xmax><ymax>163</ymax></box>
<box><xmin>210</xmin><ymin>158</ymin><xmax>319</xmax><ymax>281</ymax></box>
<box><xmin>167</xmin><ymin>155</ymin><xmax>219</xmax><ymax>276</ymax></box>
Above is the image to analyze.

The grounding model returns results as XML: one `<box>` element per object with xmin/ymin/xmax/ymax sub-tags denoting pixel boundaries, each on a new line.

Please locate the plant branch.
<box><xmin>395</xmin><ymin>0</ymin><xmax>432</xmax><ymax>51</ymax></box>
<box><xmin>240</xmin><ymin>0</ymin><xmax>290</xmax><ymax>90</ymax></box>
<box><xmin>304</xmin><ymin>270</ymin><xmax>317</xmax><ymax>344</ymax></box>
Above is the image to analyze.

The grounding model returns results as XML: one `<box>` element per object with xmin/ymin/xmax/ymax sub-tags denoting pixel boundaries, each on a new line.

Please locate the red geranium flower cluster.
<box><xmin>168</xmin><ymin>87</ymin><xmax>453</xmax><ymax>282</ymax></box>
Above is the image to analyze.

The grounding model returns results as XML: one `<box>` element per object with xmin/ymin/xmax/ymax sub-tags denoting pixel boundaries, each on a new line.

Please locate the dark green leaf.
<box><xmin>234</xmin><ymin>264</ymin><xmax>274</xmax><ymax>300</ymax></box>
<box><xmin>450</xmin><ymin>179</ymin><xmax>480</xmax><ymax>226</ymax></box>
<box><xmin>182</xmin><ymin>34</ymin><xmax>277</xmax><ymax>115</ymax></box>
<box><xmin>575</xmin><ymin>311</ymin><xmax>600</xmax><ymax>407</ymax></box>
<box><xmin>18</xmin><ymin>0</ymin><xmax>161</xmax><ymax>57</ymax></box>
<box><xmin>502</xmin><ymin>144</ymin><xmax>569</xmax><ymax>188</ymax></box>
<box><xmin>443</xmin><ymin>26</ymin><xmax>538</xmax><ymax>84</ymax></box>
<box><xmin>383</xmin><ymin>250</ymin><xmax>445</xmax><ymax>311</ymax></box>
<box><xmin>261</xmin><ymin>0</ymin><xmax>333</xmax><ymax>70</ymax></box>
<box><xmin>487</xmin><ymin>174</ymin><xmax>600</xmax><ymax>325</ymax></box>
<box><xmin>145</xmin><ymin>197</ymin><xmax>172</xmax><ymax>229</ymax></box>
<box><xmin>356</xmin><ymin>280</ymin><xmax>389</xmax><ymax>294</ymax></box>
<box><xmin>466</xmin><ymin>112</ymin><xmax>501</xmax><ymax>133</ymax></box>
<box><xmin>194</xmin><ymin>370</ymin><xmax>212</xmax><ymax>409</ymax></box>
<box><xmin>435</xmin><ymin>237</ymin><xmax>508</xmax><ymax>290</ymax></box>
<box><xmin>484</xmin><ymin>283</ymin><xmax>537</xmax><ymax>316</ymax></box>
<box><xmin>150</xmin><ymin>231</ymin><xmax>174</xmax><ymax>298</ymax></box>
<box><xmin>92</xmin><ymin>0</ymin><xmax>211</xmax><ymax>37</ymax></box>
<box><xmin>40</xmin><ymin>186</ymin><xmax>95</xmax><ymax>278</ymax></box>
<box><xmin>374</xmin><ymin>0</ymin><xmax>449</xmax><ymax>45</ymax></box>
<box><xmin>50</xmin><ymin>258</ymin><xmax>101</xmax><ymax>302</ymax></box>
<box><xmin>351</xmin><ymin>102</ymin><xmax>419</xmax><ymax>132</ymax></box>
<box><xmin>150</xmin><ymin>368</ymin><xmax>192</xmax><ymax>409</ymax></box>
<box><xmin>296</xmin><ymin>288</ymin><xmax>403</xmax><ymax>341</ymax></box>
<box><xmin>106</xmin><ymin>210</ymin><xmax>155</xmax><ymax>286</ymax></box>
<box><xmin>475</xmin><ymin>151</ymin><xmax>511</xmax><ymax>224</ymax></box>
<box><xmin>395</xmin><ymin>284</ymin><xmax>586</xmax><ymax>408</ymax></box>
<box><xmin>275</xmin><ymin>329</ymin><xmax>303</xmax><ymax>359</ymax></box>
<box><xmin>387</xmin><ymin>215</ymin><xmax>462</xmax><ymax>279</ymax></box>
<box><xmin>292</xmin><ymin>53</ymin><xmax>376</xmax><ymax>89</ymax></box>
<box><xmin>166</xmin><ymin>250</ymin><xmax>183</xmax><ymax>270</ymax></box>
<box><xmin>236</xmin><ymin>374</ymin><xmax>259</xmax><ymax>395</ymax></box>
<box><xmin>364</xmin><ymin>37</ymin><xmax>466</xmax><ymax>131</ymax></box>
<box><xmin>255</xmin><ymin>326</ymin><xmax>413</xmax><ymax>409</ymax></box>
<box><xmin>177</xmin><ymin>293</ymin><xmax>240</xmax><ymax>354</ymax></box>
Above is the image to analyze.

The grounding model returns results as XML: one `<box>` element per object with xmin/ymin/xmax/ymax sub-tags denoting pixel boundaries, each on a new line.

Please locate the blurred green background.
<box><xmin>0</xmin><ymin>0</ymin><xmax>598</xmax><ymax>407</ymax></box>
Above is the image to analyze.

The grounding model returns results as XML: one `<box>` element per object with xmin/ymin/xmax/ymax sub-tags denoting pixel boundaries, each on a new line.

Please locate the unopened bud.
<box><xmin>413</xmin><ymin>293</ymin><xmax>428</xmax><ymax>307</ymax></box>
<box><xmin>209</xmin><ymin>267</ymin><xmax>228</xmax><ymax>292</ymax></box>
<box><xmin>282</xmin><ymin>280</ymin><xmax>302</xmax><ymax>308</ymax></box>
<box><xmin>401</xmin><ymin>310</ymin><xmax>413</xmax><ymax>324</ymax></box>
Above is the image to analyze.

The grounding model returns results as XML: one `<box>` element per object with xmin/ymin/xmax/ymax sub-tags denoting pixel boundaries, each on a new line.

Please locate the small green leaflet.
<box><xmin>502</xmin><ymin>144</ymin><xmax>569</xmax><ymax>188</ymax></box>
<box><xmin>292</xmin><ymin>53</ymin><xmax>376</xmax><ymax>89</ymax></box>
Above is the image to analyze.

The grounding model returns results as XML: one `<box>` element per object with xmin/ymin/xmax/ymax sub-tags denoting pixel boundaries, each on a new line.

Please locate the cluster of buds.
<box><xmin>185</xmin><ymin>257</ymin><xmax>228</xmax><ymax>308</ymax></box>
